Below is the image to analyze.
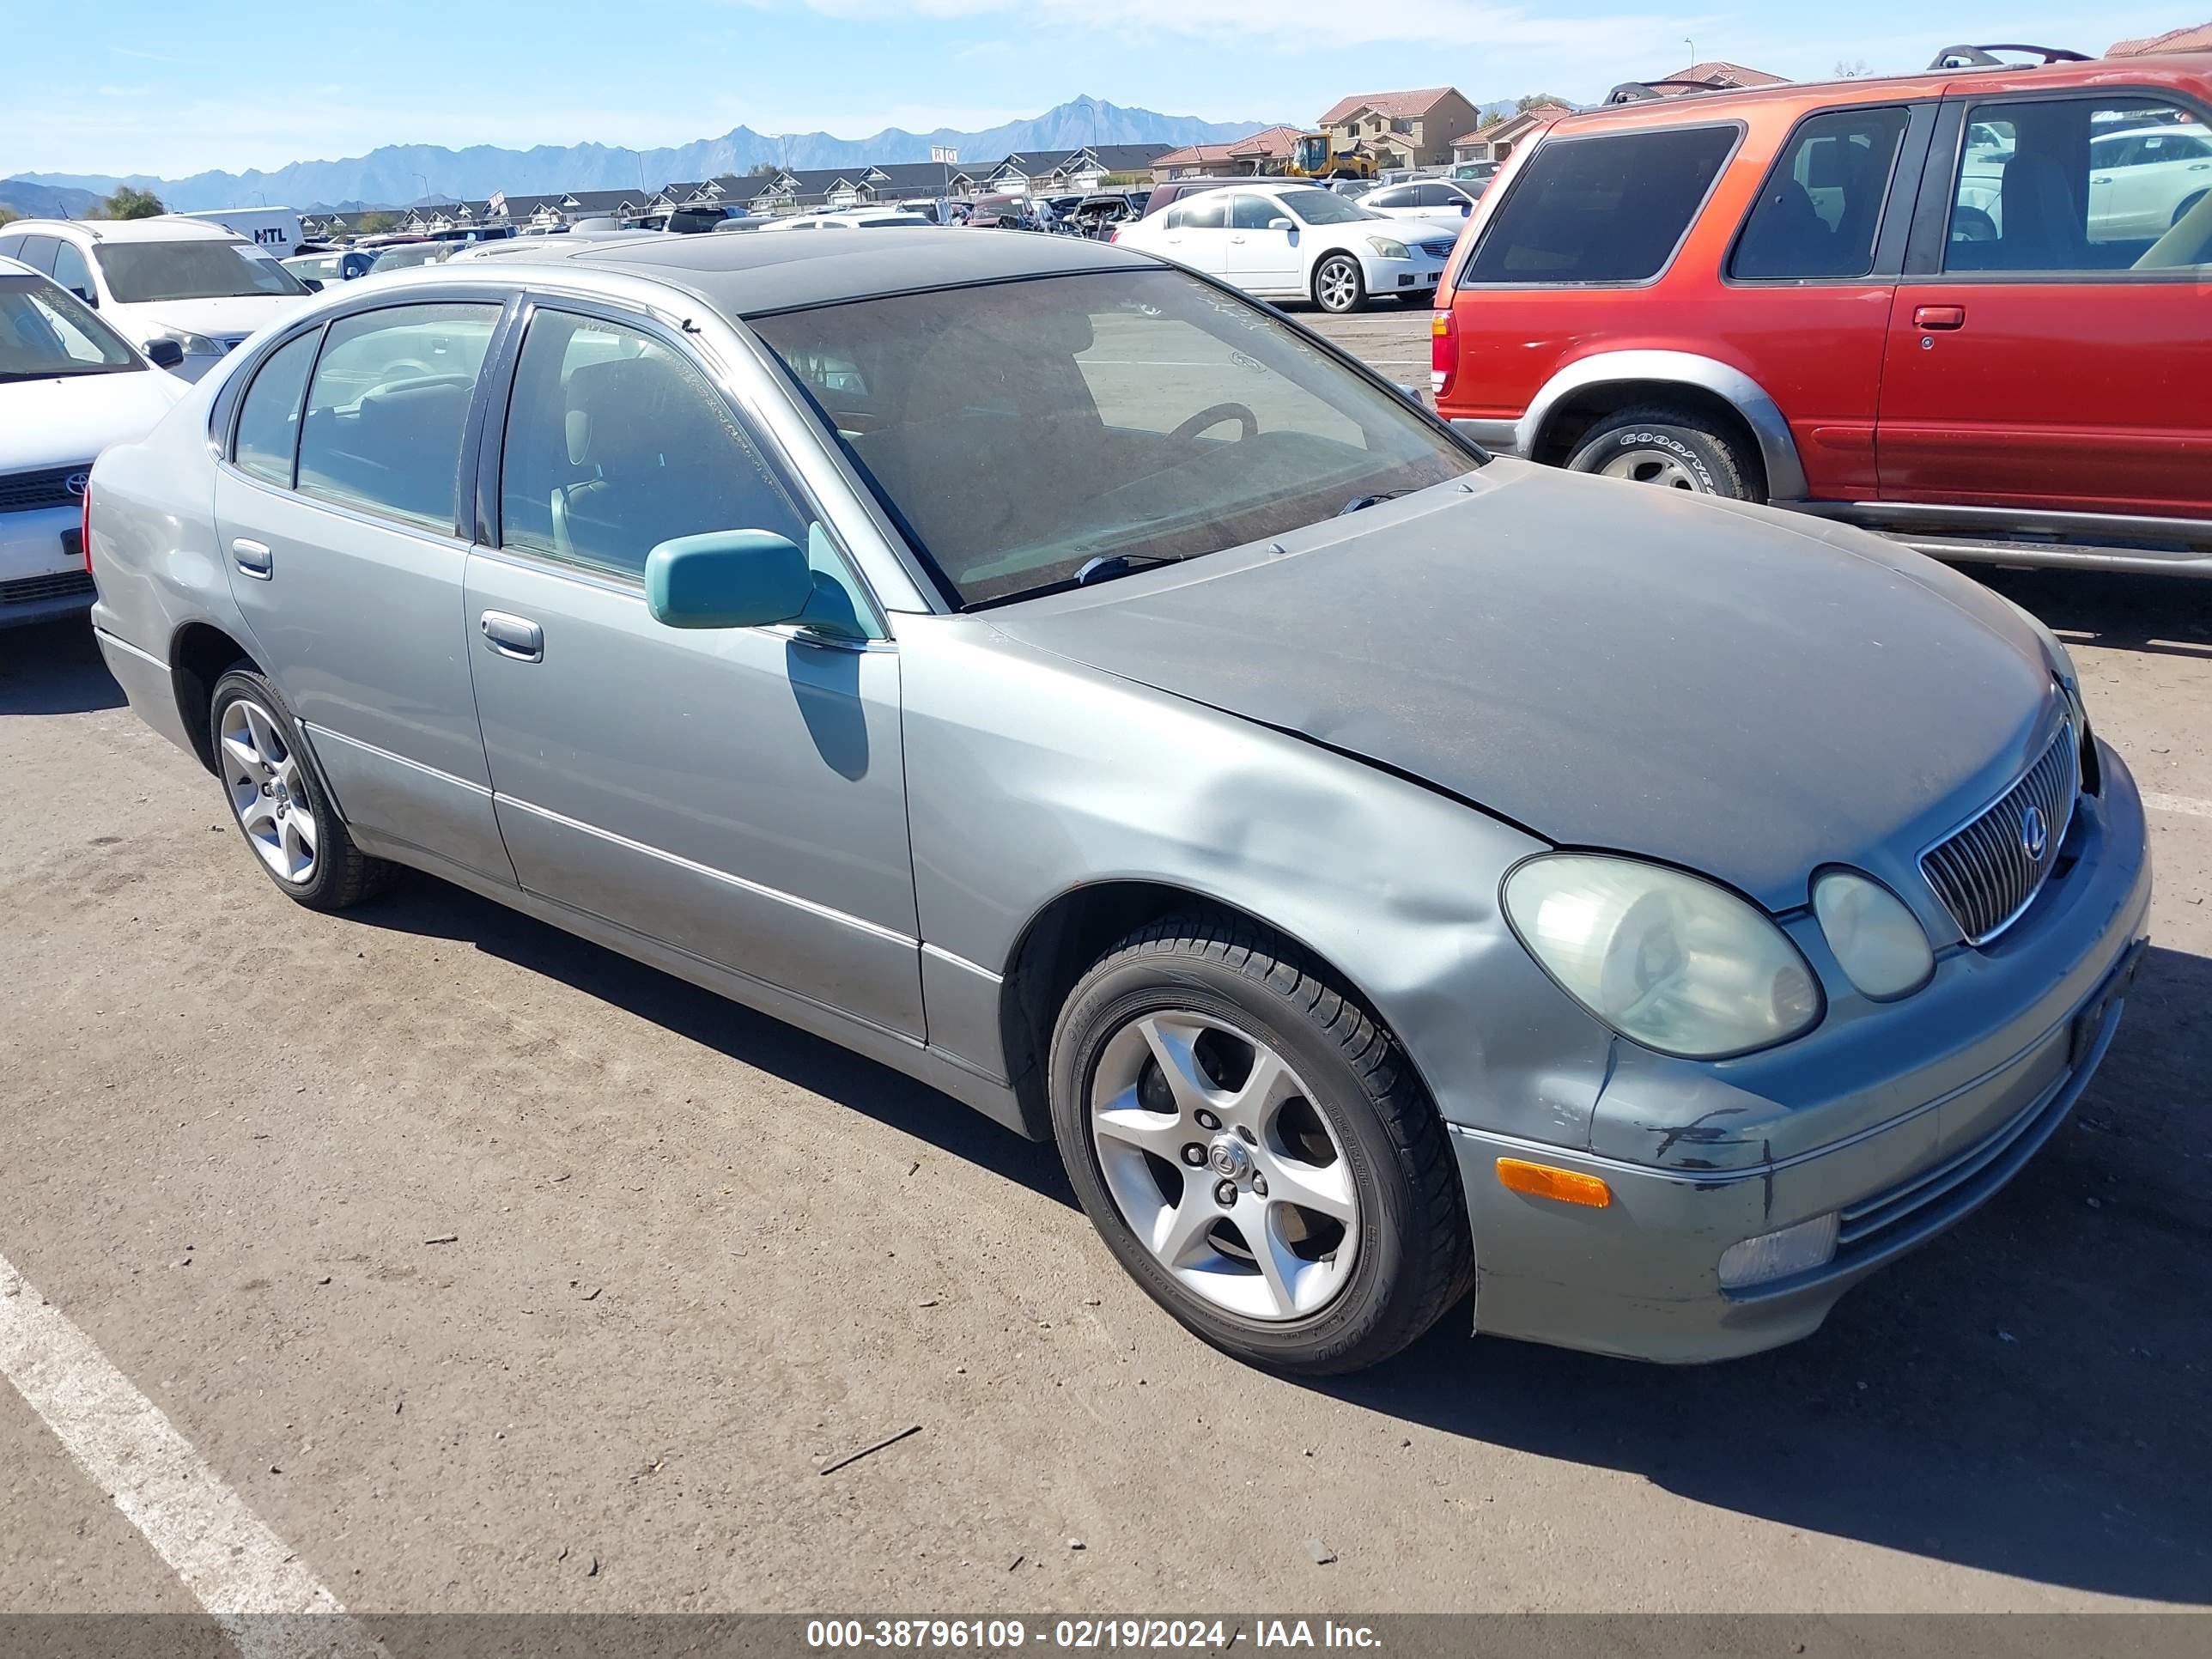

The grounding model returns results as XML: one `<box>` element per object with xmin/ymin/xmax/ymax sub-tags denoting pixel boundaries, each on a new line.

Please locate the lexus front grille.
<box><xmin>1920</xmin><ymin>723</ymin><xmax>2078</xmax><ymax>945</ymax></box>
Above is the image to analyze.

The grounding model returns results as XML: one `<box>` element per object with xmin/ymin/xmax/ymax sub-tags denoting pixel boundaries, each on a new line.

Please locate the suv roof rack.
<box><xmin>1926</xmin><ymin>43</ymin><xmax>2088</xmax><ymax>70</ymax></box>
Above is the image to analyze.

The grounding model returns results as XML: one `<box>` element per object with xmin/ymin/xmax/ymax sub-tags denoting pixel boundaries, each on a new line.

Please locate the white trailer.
<box><xmin>174</xmin><ymin>206</ymin><xmax>305</xmax><ymax>255</ymax></box>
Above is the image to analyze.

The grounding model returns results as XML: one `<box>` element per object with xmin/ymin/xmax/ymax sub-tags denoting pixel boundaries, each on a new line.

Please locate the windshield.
<box><xmin>0</xmin><ymin>278</ymin><xmax>143</xmax><ymax>380</ymax></box>
<box><xmin>368</xmin><ymin>243</ymin><xmax>458</xmax><ymax>273</ymax></box>
<box><xmin>94</xmin><ymin>240</ymin><xmax>310</xmax><ymax>303</ymax></box>
<box><xmin>1275</xmin><ymin>188</ymin><xmax>1375</xmax><ymax>225</ymax></box>
<box><xmin>751</xmin><ymin>267</ymin><xmax>1480</xmax><ymax>606</ymax></box>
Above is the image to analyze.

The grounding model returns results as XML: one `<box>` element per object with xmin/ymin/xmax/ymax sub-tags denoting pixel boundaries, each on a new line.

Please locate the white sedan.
<box><xmin>747</xmin><ymin>210</ymin><xmax>934</xmax><ymax>233</ymax></box>
<box><xmin>0</xmin><ymin>258</ymin><xmax>185</xmax><ymax>628</ymax></box>
<box><xmin>1359</xmin><ymin>179</ymin><xmax>1486</xmax><ymax>222</ymax></box>
<box><xmin>1114</xmin><ymin>182</ymin><xmax>1462</xmax><ymax>313</ymax></box>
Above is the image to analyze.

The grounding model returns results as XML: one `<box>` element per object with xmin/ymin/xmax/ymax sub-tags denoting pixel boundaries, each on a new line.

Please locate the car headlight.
<box><xmin>153</xmin><ymin>326</ymin><xmax>221</xmax><ymax>356</ymax></box>
<box><xmin>1502</xmin><ymin>854</ymin><xmax>1822</xmax><ymax>1059</ymax></box>
<box><xmin>1718</xmin><ymin>1212</ymin><xmax>1838</xmax><ymax>1290</ymax></box>
<box><xmin>1365</xmin><ymin>235</ymin><xmax>1409</xmax><ymax>259</ymax></box>
<box><xmin>1812</xmin><ymin>870</ymin><xmax>1933</xmax><ymax>1000</ymax></box>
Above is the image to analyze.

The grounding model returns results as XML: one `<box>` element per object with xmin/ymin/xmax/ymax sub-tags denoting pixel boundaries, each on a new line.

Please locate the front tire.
<box><xmin>1048</xmin><ymin>914</ymin><xmax>1472</xmax><ymax>1375</ymax></box>
<box><xmin>210</xmin><ymin>668</ymin><xmax>390</xmax><ymax>911</ymax></box>
<box><xmin>1311</xmin><ymin>252</ymin><xmax>1368</xmax><ymax>314</ymax></box>
<box><xmin>1564</xmin><ymin>404</ymin><xmax>1757</xmax><ymax>500</ymax></box>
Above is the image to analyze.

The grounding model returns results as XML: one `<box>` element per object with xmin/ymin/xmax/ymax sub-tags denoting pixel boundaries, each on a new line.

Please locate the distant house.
<box><xmin>1151</xmin><ymin>125</ymin><xmax>1302</xmax><ymax>181</ymax></box>
<box><xmin>1315</xmin><ymin>88</ymin><xmax>1485</xmax><ymax>172</ymax></box>
<box><xmin>2108</xmin><ymin>22</ymin><xmax>2212</xmax><ymax>54</ymax></box>
<box><xmin>1450</xmin><ymin>101</ymin><xmax>1575</xmax><ymax>165</ymax></box>
<box><xmin>1643</xmin><ymin>60</ymin><xmax>1789</xmax><ymax>96</ymax></box>
<box><xmin>982</xmin><ymin>145</ymin><xmax>1171</xmax><ymax>195</ymax></box>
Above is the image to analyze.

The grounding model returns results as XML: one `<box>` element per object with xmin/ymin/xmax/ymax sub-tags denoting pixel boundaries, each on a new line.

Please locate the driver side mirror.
<box><xmin>142</xmin><ymin>337</ymin><xmax>185</xmax><ymax>370</ymax></box>
<box><xmin>1268</xmin><ymin>217</ymin><xmax>1295</xmax><ymax>232</ymax></box>
<box><xmin>645</xmin><ymin>530</ymin><xmax>812</xmax><ymax>629</ymax></box>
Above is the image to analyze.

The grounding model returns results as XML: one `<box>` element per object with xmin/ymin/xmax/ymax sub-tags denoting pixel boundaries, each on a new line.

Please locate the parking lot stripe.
<box><xmin>0</xmin><ymin>1252</ymin><xmax>386</xmax><ymax>1658</ymax></box>
<box><xmin>2143</xmin><ymin>790</ymin><xmax>2212</xmax><ymax>821</ymax></box>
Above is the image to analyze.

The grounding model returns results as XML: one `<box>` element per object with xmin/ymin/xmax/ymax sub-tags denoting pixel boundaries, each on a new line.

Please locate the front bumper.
<box><xmin>1</xmin><ymin>504</ymin><xmax>93</xmax><ymax>629</ymax></box>
<box><xmin>1454</xmin><ymin>746</ymin><xmax>2154</xmax><ymax>1363</ymax></box>
<box><xmin>1363</xmin><ymin>251</ymin><xmax>1446</xmax><ymax>295</ymax></box>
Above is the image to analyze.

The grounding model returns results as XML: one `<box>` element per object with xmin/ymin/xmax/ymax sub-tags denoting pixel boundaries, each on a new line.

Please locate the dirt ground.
<box><xmin>2</xmin><ymin>315</ymin><xmax>2208</xmax><ymax>1619</ymax></box>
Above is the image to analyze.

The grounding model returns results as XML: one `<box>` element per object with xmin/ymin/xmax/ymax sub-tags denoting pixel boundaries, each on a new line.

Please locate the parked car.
<box><xmin>1360</xmin><ymin>179</ymin><xmax>1486</xmax><ymax>221</ymax></box>
<box><xmin>1449</xmin><ymin>160</ymin><xmax>1502</xmax><ymax>186</ymax></box>
<box><xmin>0</xmin><ymin>216</ymin><xmax>313</xmax><ymax>382</ymax></box>
<box><xmin>0</xmin><ymin>258</ymin><xmax>186</xmax><ymax>628</ymax></box>
<box><xmin>1138</xmin><ymin>178</ymin><xmax>1247</xmax><ymax>218</ymax></box>
<box><xmin>1066</xmin><ymin>192</ymin><xmax>1146</xmax><ymax>238</ymax></box>
<box><xmin>82</xmin><ymin>230</ymin><xmax>2149</xmax><ymax>1374</ymax></box>
<box><xmin>751</xmin><ymin>210</ymin><xmax>933</xmax><ymax>233</ymax></box>
<box><xmin>365</xmin><ymin>241</ymin><xmax>461</xmax><ymax>275</ymax></box>
<box><xmin>963</xmin><ymin>192</ymin><xmax>1053</xmax><ymax>230</ymax></box>
<box><xmin>283</xmin><ymin>248</ymin><xmax>377</xmax><ymax>287</ymax></box>
<box><xmin>1432</xmin><ymin>42</ymin><xmax>2212</xmax><ymax>575</ymax></box>
<box><xmin>1115</xmin><ymin>179</ymin><xmax>1461</xmax><ymax>312</ymax></box>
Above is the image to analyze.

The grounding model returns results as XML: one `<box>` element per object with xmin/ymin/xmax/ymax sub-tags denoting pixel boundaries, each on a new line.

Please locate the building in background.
<box><xmin>1313</xmin><ymin>88</ymin><xmax>1485</xmax><ymax>173</ymax></box>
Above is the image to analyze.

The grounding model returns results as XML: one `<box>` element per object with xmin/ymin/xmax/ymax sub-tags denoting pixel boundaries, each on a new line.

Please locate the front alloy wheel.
<box><xmin>1312</xmin><ymin>253</ymin><xmax>1367</xmax><ymax>313</ymax></box>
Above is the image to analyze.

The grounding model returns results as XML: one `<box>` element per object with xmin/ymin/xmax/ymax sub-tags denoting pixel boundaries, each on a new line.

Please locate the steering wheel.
<box><xmin>1169</xmin><ymin>402</ymin><xmax>1259</xmax><ymax>445</ymax></box>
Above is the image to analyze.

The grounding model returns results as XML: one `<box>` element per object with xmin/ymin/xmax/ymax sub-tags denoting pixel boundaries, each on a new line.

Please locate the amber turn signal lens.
<box><xmin>1495</xmin><ymin>1158</ymin><xmax>1612</xmax><ymax>1208</ymax></box>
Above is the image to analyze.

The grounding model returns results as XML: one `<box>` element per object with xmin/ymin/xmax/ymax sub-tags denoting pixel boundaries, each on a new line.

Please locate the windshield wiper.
<box><xmin>1337</xmin><ymin>489</ymin><xmax>1411</xmax><ymax>516</ymax></box>
<box><xmin>1073</xmin><ymin>552</ymin><xmax>1187</xmax><ymax>586</ymax></box>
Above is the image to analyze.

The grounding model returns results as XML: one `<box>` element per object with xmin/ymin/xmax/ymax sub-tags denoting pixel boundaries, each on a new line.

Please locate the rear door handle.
<box><xmin>479</xmin><ymin>611</ymin><xmax>544</xmax><ymax>662</ymax></box>
<box><xmin>1913</xmin><ymin>305</ymin><xmax>1966</xmax><ymax>331</ymax></box>
<box><xmin>231</xmin><ymin>538</ymin><xmax>272</xmax><ymax>579</ymax></box>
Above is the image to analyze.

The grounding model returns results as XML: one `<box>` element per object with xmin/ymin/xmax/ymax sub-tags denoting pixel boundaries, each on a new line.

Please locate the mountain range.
<box><xmin>7</xmin><ymin>97</ymin><xmax>1273</xmax><ymax>214</ymax></box>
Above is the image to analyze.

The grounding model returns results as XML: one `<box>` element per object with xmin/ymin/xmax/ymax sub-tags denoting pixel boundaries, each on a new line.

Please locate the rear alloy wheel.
<box><xmin>1312</xmin><ymin>252</ymin><xmax>1368</xmax><ymax>314</ymax></box>
<box><xmin>1048</xmin><ymin>914</ymin><xmax>1472</xmax><ymax>1374</ymax></box>
<box><xmin>210</xmin><ymin>667</ymin><xmax>390</xmax><ymax>911</ymax></box>
<box><xmin>1565</xmin><ymin>405</ymin><xmax>1756</xmax><ymax>500</ymax></box>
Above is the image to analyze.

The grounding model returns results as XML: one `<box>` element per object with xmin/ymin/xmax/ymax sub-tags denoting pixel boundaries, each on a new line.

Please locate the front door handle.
<box><xmin>1913</xmin><ymin>304</ymin><xmax>1966</xmax><ymax>331</ymax></box>
<box><xmin>231</xmin><ymin>538</ymin><xmax>272</xmax><ymax>579</ymax></box>
<box><xmin>479</xmin><ymin>611</ymin><xmax>544</xmax><ymax>662</ymax></box>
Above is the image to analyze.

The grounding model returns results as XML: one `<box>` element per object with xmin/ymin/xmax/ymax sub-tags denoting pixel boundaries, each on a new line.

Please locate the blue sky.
<box><xmin>9</xmin><ymin>2</ymin><xmax>2198</xmax><ymax>178</ymax></box>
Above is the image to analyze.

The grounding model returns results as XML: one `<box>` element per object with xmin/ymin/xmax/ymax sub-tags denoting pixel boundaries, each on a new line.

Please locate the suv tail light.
<box><xmin>80</xmin><ymin>480</ymin><xmax>93</xmax><ymax>574</ymax></box>
<box><xmin>1431</xmin><ymin>311</ymin><xmax>1458</xmax><ymax>399</ymax></box>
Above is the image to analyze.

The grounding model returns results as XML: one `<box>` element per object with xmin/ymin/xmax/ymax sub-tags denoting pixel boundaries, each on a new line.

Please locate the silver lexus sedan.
<box><xmin>83</xmin><ymin>231</ymin><xmax>2152</xmax><ymax>1374</ymax></box>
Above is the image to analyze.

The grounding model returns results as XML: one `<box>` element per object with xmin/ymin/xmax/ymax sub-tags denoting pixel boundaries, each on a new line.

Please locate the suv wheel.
<box><xmin>1311</xmin><ymin>253</ymin><xmax>1368</xmax><ymax>314</ymax></box>
<box><xmin>1048</xmin><ymin>913</ymin><xmax>1473</xmax><ymax>1375</ymax></box>
<box><xmin>210</xmin><ymin>668</ymin><xmax>391</xmax><ymax>911</ymax></box>
<box><xmin>1565</xmin><ymin>405</ymin><xmax>1755</xmax><ymax>499</ymax></box>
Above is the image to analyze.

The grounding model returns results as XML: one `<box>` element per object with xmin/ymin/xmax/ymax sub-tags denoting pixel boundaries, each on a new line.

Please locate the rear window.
<box><xmin>1463</xmin><ymin>125</ymin><xmax>1737</xmax><ymax>283</ymax></box>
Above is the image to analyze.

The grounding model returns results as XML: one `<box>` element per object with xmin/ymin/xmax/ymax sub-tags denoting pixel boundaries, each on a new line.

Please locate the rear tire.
<box><xmin>209</xmin><ymin>668</ymin><xmax>390</xmax><ymax>912</ymax></box>
<box><xmin>1048</xmin><ymin>912</ymin><xmax>1473</xmax><ymax>1375</ymax></box>
<box><xmin>1564</xmin><ymin>405</ymin><xmax>1756</xmax><ymax>500</ymax></box>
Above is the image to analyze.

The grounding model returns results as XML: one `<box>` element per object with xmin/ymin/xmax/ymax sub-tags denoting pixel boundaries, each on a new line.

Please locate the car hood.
<box><xmin>986</xmin><ymin>459</ymin><xmax>2060</xmax><ymax>912</ymax></box>
<box><xmin>1</xmin><ymin>368</ymin><xmax>185</xmax><ymax>471</ymax></box>
<box><xmin>108</xmin><ymin>293</ymin><xmax>306</xmax><ymax>343</ymax></box>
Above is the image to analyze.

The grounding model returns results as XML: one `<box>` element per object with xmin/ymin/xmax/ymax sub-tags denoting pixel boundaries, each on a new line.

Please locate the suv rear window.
<box><xmin>1463</xmin><ymin>125</ymin><xmax>1736</xmax><ymax>283</ymax></box>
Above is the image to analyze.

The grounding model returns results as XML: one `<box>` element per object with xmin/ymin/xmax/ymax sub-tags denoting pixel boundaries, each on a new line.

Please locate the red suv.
<box><xmin>1431</xmin><ymin>44</ymin><xmax>2212</xmax><ymax>577</ymax></box>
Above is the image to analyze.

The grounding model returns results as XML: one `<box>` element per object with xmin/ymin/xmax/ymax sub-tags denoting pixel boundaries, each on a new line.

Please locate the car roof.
<box><xmin>1546</xmin><ymin>50</ymin><xmax>2212</xmax><ymax>138</ymax></box>
<box><xmin>3</xmin><ymin>215</ymin><xmax>246</xmax><ymax>244</ymax></box>
<box><xmin>566</xmin><ymin>225</ymin><xmax>1160</xmax><ymax>316</ymax></box>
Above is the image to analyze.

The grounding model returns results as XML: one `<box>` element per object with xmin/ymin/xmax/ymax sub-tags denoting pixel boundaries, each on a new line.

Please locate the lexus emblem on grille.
<box><xmin>64</xmin><ymin>471</ymin><xmax>90</xmax><ymax>498</ymax></box>
<box><xmin>2020</xmin><ymin>805</ymin><xmax>2049</xmax><ymax>862</ymax></box>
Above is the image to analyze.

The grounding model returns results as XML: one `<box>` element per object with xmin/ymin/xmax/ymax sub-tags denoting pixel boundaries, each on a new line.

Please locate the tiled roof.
<box><xmin>2108</xmin><ymin>23</ymin><xmax>2212</xmax><ymax>54</ymax></box>
<box><xmin>1661</xmin><ymin>60</ymin><xmax>1788</xmax><ymax>89</ymax></box>
<box><xmin>1318</xmin><ymin>87</ymin><xmax>1461</xmax><ymax>126</ymax></box>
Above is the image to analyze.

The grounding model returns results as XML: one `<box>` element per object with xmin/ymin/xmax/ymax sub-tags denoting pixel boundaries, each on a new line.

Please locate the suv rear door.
<box><xmin>1875</xmin><ymin>88</ymin><xmax>2212</xmax><ymax>520</ymax></box>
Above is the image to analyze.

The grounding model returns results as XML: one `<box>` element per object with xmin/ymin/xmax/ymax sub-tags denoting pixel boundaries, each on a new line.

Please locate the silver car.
<box><xmin>84</xmin><ymin>231</ymin><xmax>2152</xmax><ymax>1374</ymax></box>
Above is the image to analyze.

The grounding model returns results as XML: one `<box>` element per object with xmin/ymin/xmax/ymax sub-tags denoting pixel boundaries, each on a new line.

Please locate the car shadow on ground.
<box><xmin>349</xmin><ymin>872</ymin><xmax>1079</xmax><ymax>1210</ymax></box>
<box><xmin>1324</xmin><ymin>939</ymin><xmax>2212</xmax><ymax>1604</ymax></box>
<box><xmin>1978</xmin><ymin>567</ymin><xmax>2212</xmax><ymax>659</ymax></box>
<box><xmin>0</xmin><ymin>619</ymin><xmax>125</xmax><ymax>716</ymax></box>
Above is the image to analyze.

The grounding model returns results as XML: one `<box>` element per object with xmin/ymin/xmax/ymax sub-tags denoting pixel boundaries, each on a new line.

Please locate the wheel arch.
<box><xmin>1522</xmin><ymin>351</ymin><xmax>1807</xmax><ymax>501</ymax></box>
<box><xmin>994</xmin><ymin>878</ymin><xmax>1422</xmax><ymax>1145</ymax></box>
<box><xmin>169</xmin><ymin>620</ymin><xmax>260</xmax><ymax>773</ymax></box>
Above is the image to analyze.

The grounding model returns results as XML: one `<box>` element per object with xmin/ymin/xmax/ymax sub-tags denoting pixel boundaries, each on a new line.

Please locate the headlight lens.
<box><xmin>155</xmin><ymin>326</ymin><xmax>221</xmax><ymax>355</ymax></box>
<box><xmin>1502</xmin><ymin>854</ymin><xmax>1822</xmax><ymax>1059</ymax></box>
<box><xmin>1365</xmin><ymin>235</ymin><xmax>1409</xmax><ymax>259</ymax></box>
<box><xmin>1812</xmin><ymin>870</ymin><xmax>1933</xmax><ymax>1000</ymax></box>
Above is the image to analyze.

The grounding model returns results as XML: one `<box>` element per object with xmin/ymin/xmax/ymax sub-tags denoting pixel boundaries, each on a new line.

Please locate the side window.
<box><xmin>49</xmin><ymin>240</ymin><xmax>95</xmax><ymax>301</ymax></box>
<box><xmin>1181</xmin><ymin>193</ymin><xmax>1229</xmax><ymax>230</ymax></box>
<box><xmin>1731</xmin><ymin>106</ymin><xmax>1909</xmax><ymax>279</ymax></box>
<box><xmin>1230</xmin><ymin>194</ymin><xmax>1281</xmax><ymax>230</ymax></box>
<box><xmin>295</xmin><ymin>302</ymin><xmax>500</xmax><ymax>532</ymax></box>
<box><xmin>1413</xmin><ymin>183</ymin><xmax>1453</xmax><ymax>208</ymax></box>
<box><xmin>0</xmin><ymin>234</ymin><xmax>22</xmax><ymax>263</ymax></box>
<box><xmin>1367</xmin><ymin>186</ymin><xmax>1413</xmax><ymax>210</ymax></box>
<box><xmin>497</xmin><ymin>311</ymin><xmax>810</xmax><ymax>583</ymax></box>
<box><xmin>1464</xmin><ymin>126</ymin><xmax>1736</xmax><ymax>283</ymax></box>
<box><xmin>231</xmin><ymin>331</ymin><xmax>321</xmax><ymax>487</ymax></box>
<box><xmin>16</xmin><ymin>235</ymin><xmax>59</xmax><ymax>276</ymax></box>
<box><xmin>1162</xmin><ymin>204</ymin><xmax>1188</xmax><ymax>230</ymax></box>
<box><xmin>1946</xmin><ymin>98</ymin><xmax>2212</xmax><ymax>273</ymax></box>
